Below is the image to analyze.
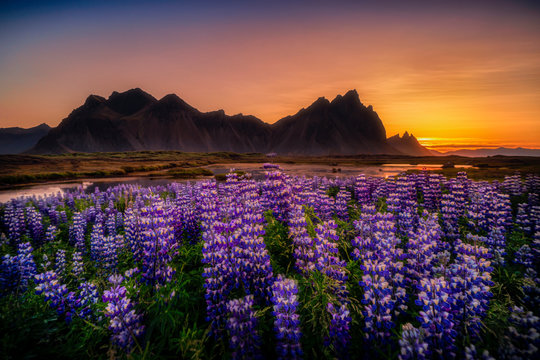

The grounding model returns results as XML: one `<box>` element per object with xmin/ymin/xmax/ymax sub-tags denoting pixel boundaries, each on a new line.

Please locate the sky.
<box><xmin>1</xmin><ymin>0</ymin><xmax>539</xmax><ymax>151</ymax></box>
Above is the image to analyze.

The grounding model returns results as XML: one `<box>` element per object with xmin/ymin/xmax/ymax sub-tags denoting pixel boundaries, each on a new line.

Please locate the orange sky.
<box><xmin>0</xmin><ymin>1</ymin><xmax>539</xmax><ymax>149</ymax></box>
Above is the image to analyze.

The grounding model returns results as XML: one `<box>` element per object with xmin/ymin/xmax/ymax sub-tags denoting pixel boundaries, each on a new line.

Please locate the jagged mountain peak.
<box><xmin>387</xmin><ymin>131</ymin><xmax>432</xmax><ymax>156</ymax></box>
<box><xmin>309</xmin><ymin>96</ymin><xmax>331</xmax><ymax>108</ymax></box>
<box><xmin>107</xmin><ymin>88</ymin><xmax>157</xmax><ymax>115</ymax></box>
<box><xmin>331</xmin><ymin>89</ymin><xmax>362</xmax><ymax>107</ymax></box>
<box><xmin>83</xmin><ymin>94</ymin><xmax>106</xmax><ymax>108</ymax></box>
<box><xmin>155</xmin><ymin>93</ymin><xmax>198</xmax><ymax>113</ymax></box>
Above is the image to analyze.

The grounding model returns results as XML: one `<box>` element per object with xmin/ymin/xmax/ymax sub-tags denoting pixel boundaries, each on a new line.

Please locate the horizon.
<box><xmin>1</xmin><ymin>0</ymin><xmax>539</xmax><ymax>150</ymax></box>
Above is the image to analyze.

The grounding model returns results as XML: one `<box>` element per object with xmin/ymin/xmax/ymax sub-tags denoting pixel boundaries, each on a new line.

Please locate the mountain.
<box><xmin>28</xmin><ymin>88</ymin><xmax>430</xmax><ymax>156</ymax></box>
<box><xmin>270</xmin><ymin>90</ymin><xmax>395</xmax><ymax>155</ymax></box>
<box><xmin>31</xmin><ymin>89</ymin><xmax>271</xmax><ymax>154</ymax></box>
<box><xmin>436</xmin><ymin>147</ymin><xmax>540</xmax><ymax>157</ymax></box>
<box><xmin>0</xmin><ymin>123</ymin><xmax>51</xmax><ymax>154</ymax></box>
<box><xmin>387</xmin><ymin>131</ymin><xmax>433</xmax><ymax>156</ymax></box>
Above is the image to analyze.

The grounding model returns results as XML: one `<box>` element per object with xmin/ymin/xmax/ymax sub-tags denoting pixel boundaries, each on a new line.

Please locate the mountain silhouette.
<box><xmin>387</xmin><ymin>131</ymin><xmax>434</xmax><ymax>156</ymax></box>
<box><xmin>0</xmin><ymin>123</ymin><xmax>51</xmax><ymax>154</ymax></box>
<box><xmin>434</xmin><ymin>147</ymin><xmax>540</xmax><ymax>157</ymax></box>
<box><xmin>26</xmin><ymin>88</ymin><xmax>430</xmax><ymax>156</ymax></box>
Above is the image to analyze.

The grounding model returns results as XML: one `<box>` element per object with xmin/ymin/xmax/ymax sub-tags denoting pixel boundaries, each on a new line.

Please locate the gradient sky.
<box><xmin>1</xmin><ymin>0</ymin><xmax>539</xmax><ymax>150</ymax></box>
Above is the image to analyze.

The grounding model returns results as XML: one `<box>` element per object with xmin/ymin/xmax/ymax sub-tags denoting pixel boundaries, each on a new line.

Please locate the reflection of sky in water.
<box><xmin>0</xmin><ymin>183</ymin><xmax>87</xmax><ymax>203</ymax></box>
<box><xmin>0</xmin><ymin>163</ymin><xmax>476</xmax><ymax>203</ymax></box>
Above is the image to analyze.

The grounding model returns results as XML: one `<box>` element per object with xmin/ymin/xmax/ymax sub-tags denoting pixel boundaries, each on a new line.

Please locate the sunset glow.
<box><xmin>1</xmin><ymin>0</ymin><xmax>539</xmax><ymax>151</ymax></box>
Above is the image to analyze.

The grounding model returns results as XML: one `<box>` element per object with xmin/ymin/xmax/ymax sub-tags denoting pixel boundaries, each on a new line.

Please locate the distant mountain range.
<box><xmin>0</xmin><ymin>123</ymin><xmax>51</xmax><ymax>154</ymax></box>
<box><xmin>434</xmin><ymin>147</ymin><xmax>540</xmax><ymax>157</ymax></box>
<box><xmin>1</xmin><ymin>88</ymin><xmax>537</xmax><ymax>157</ymax></box>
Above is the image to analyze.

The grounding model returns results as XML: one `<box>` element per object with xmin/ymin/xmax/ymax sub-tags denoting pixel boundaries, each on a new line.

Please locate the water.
<box><xmin>0</xmin><ymin>178</ymin><xmax>179</xmax><ymax>203</ymax></box>
<box><xmin>0</xmin><ymin>163</ymin><xmax>475</xmax><ymax>203</ymax></box>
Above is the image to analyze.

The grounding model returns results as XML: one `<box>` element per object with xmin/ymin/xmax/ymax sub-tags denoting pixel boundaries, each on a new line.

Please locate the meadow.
<box><xmin>0</xmin><ymin>166</ymin><xmax>538</xmax><ymax>359</ymax></box>
<box><xmin>1</xmin><ymin>151</ymin><xmax>540</xmax><ymax>188</ymax></box>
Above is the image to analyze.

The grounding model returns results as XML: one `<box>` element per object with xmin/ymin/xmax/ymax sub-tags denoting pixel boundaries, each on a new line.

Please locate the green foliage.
<box><xmin>0</xmin><ymin>292</ymin><xmax>109</xmax><ymax>359</ymax></box>
<box><xmin>326</xmin><ymin>186</ymin><xmax>340</xmax><ymax>198</ymax></box>
<box><xmin>263</xmin><ymin>212</ymin><xmax>294</xmax><ymax>275</ymax></box>
<box><xmin>297</xmin><ymin>272</ymin><xmax>337</xmax><ymax>358</ymax></box>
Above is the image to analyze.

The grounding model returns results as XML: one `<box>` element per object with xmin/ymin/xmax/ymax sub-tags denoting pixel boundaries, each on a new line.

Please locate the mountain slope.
<box><xmin>387</xmin><ymin>131</ymin><xmax>433</xmax><ymax>156</ymax></box>
<box><xmin>0</xmin><ymin>123</ymin><xmax>51</xmax><ymax>154</ymax></box>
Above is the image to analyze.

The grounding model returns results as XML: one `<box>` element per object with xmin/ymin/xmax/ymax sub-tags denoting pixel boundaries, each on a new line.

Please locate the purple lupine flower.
<box><xmin>90</xmin><ymin>223</ymin><xmax>120</xmax><ymax>273</ymax></box>
<box><xmin>500</xmin><ymin>306</ymin><xmax>539</xmax><ymax>359</ymax></box>
<box><xmin>226</xmin><ymin>295</ymin><xmax>262</xmax><ymax>360</ymax></box>
<box><xmin>421</xmin><ymin>174</ymin><xmax>442</xmax><ymax>211</ymax></box>
<box><xmin>45</xmin><ymin>225</ymin><xmax>58</xmax><ymax>243</ymax></box>
<box><xmin>405</xmin><ymin>212</ymin><xmax>441</xmax><ymax>287</ymax></box>
<box><xmin>140</xmin><ymin>205</ymin><xmax>177</xmax><ymax>288</ymax></box>
<box><xmin>55</xmin><ymin>249</ymin><xmax>66</xmax><ymax>277</ymax></box>
<box><xmin>71</xmin><ymin>251</ymin><xmax>84</xmax><ymax>278</ymax></box>
<box><xmin>514</xmin><ymin>245</ymin><xmax>534</xmax><ymax>267</ymax></box>
<box><xmin>69</xmin><ymin>212</ymin><xmax>87</xmax><ymax>253</ymax></box>
<box><xmin>312</xmin><ymin>187</ymin><xmax>334</xmax><ymax>221</ymax></box>
<box><xmin>261</xmin><ymin>170</ymin><xmax>291</xmax><ymax>223</ymax></box>
<box><xmin>502</xmin><ymin>173</ymin><xmax>524</xmax><ymax>196</ymax></box>
<box><xmin>399</xmin><ymin>323</ymin><xmax>429</xmax><ymax>360</ymax></box>
<box><xmin>326</xmin><ymin>302</ymin><xmax>351</xmax><ymax>358</ymax></box>
<box><xmin>448</xmin><ymin>251</ymin><xmax>494</xmax><ymax>340</ymax></box>
<box><xmin>124</xmin><ymin>208</ymin><xmax>143</xmax><ymax>262</ymax></box>
<box><xmin>334</xmin><ymin>187</ymin><xmax>351</xmax><ymax>221</ymax></box>
<box><xmin>315</xmin><ymin>220</ymin><xmax>348</xmax><ymax>299</ymax></box>
<box><xmin>0</xmin><ymin>254</ymin><xmax>18</xmax><ymax>295</ymax></box>
<box><xmin>16</xmin><ymin>241</ymin><xmax>37</xmax><ymax>290</ymax></box>
<box><xmin>105</xmin><ymin>212</ymin><xmax>117</xmax><ymax>237</ymax></box>
<box><xmin>5</xmin><ymin>203</ymin><xmax>25</xmax><ymax>245</ymax></box>
<box><xmin>354</xmin><ymin>174</ymin><xmax>372</xmax><ymax>205</ymax></box>
<box><xmin>73</xmin><ymin>281</ymin><xmax>99</xmax><ymax>320</ymax></box>
<box><xmin>35</xmin><ymin>270</ymin><xmax>74</xmax><ymax>321</ymax></box>
<box><xmin>441</xmin><ymin>192</ymin><xmax>460</xmax><ymax>240</ymax></box>
<box><xmin>25</xmin><ymin>207</ymin><xmax>44</xmax><ymax>244</ymax></box>
<box><xmin>102</xmin><ymin>275</ymin><xmax>144</xmax><ymax>352</ymax></box>
<box><xmin>41</xmin><ymin>254</ymin><xmax>51</xmax><ymax>271</ymax></box>
<box><xmin>234</xmin><ymin>197</ymin><xmax>274</xmax><ymax>302</ymax></box>
<box><xmin>359</xmin><ymin>261</ymin><xmax>396</xmax><ymax>342</ymax></box>
<box><xmin>415</xmin><ymin>277</ymin><xmax>457</xmax><ymax>358</ymax></box>
<box><xmin>271</xmin><ymin>276</ymin><xmax>302</xmax><ymax>359</ymax></box>
<box><xmin>289</xmin><ymin>205</ymin><xmax>317</xmax><ymax>275</ymax></box>
<box><xmin>200</xmin><ymin>181</ymin><xmax>234</xmax><ymax>338</ymax></box>
<box><xmin>464</xmin><ymin>345</ymin><xmax>494</xmax><ymax>360</ymax></box>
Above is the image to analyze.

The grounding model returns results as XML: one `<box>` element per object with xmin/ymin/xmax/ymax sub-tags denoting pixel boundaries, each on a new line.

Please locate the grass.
<box><xmin>166</xmin><ymin>168</ymin><xmax>213</xmax><ymax>179</ymax></box>
<box><xmin>0</xmin><ymin>150</ymin><xmax>539</xmax><ymax>188</ymax></box>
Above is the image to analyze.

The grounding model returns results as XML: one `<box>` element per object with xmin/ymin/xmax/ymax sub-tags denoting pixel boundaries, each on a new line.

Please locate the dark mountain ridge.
<box><xmin>26</xmin><ymin>88</ymin><xmax>430</xmax><ymax>155</ymax></box>
<box><xmin>0</xmin><ymin>123</ymin><xmax>51</xmax><ymax>154</ymax></box>
<box><xmin>387</xmin><ymin>131</ymin><xmax>434</xmax><ymax>156</ymax></box>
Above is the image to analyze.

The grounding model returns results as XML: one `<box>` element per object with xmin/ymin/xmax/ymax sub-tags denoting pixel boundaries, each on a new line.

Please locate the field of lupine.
<box><xmin>0</xmin><ymin>165</ymin><xmax>539</xmax><ymax>359</ymax></box>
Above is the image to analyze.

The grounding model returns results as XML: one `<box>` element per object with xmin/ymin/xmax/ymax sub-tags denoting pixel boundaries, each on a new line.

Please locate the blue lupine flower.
<box><xmin>226</xmin><ymin>295</ymin><xmax>262</xmax><ymax>360</ymax></box>
<box><xmin>271</xmin><ymin>276</ymin><xmax>302</xmax><ymax>359</ymax></box>
<box><xmin>102</xmin><ymin>275</ymin><xmax>144</xmax><ymax>352</ymax></box>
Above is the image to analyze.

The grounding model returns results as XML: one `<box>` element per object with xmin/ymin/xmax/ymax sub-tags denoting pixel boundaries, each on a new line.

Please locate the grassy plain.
<box><xmin>0</xmin><ymin>151</ymin><xmax>539</xmax><ymax>188</ymax></box>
